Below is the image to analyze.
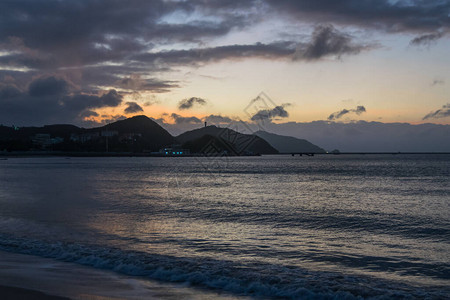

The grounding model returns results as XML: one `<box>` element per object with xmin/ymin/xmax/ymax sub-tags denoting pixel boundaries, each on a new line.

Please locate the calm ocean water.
<box><xmin>0</xmin><ymin>155</ymin><xmax>449</xmax><ymax>299</ymax></box>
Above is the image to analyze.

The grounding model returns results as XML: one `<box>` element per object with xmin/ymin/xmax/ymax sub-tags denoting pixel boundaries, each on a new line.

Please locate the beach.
<box><xmin>0</xmin><ymin>285</ymin><xmax>69</xmax><ymax>300</ymax></box>
<box><xmin>0</xmin><ymin>251</ymin><xmax>242</xmax><ymax>299</ymax></box>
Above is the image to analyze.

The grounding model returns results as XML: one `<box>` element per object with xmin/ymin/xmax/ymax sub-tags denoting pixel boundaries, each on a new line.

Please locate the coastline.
<box><xmin>0</xmin><ymin>251</ymin><xmax>244</xmax><ymax>300</ymax></box>
<box><xmin>0</xmin><ymin>285</ymin><xmax>70</xmax><ymax>300</ymax></box>
<box><xmin>1</xmin><ymin>151</ymin><xmax>450</xmax><ymax>158</ymax></box>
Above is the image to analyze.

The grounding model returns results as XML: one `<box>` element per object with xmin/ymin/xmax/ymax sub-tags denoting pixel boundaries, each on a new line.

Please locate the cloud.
<box><xmin>251</xmin><ymin>104</ymin><xmax>290</xmax><ymax>121</ymax></box>
<box><xmin>1</xmin><ymin>0</ymin><xmax>449</xmax><ymax>127</ymax></box>
<box><xmin>410</xmin><ymin>32</ymin><xmax>444</xmax><ymax>46</ymax></box>
<box><xmin>0</xmin><ymin>85</ymin><xmax>22</xmax><ymax>99</ymax></box>
<box><xmin>0</xmin><ymin>1</ymin><xmax>242</xmax><ymax>65</ymax></box>
<box><xmin>203</xmin><ymin>114</ymin><xmax>233</xmax><ymax>124</ymax></box>
<box><xmin>0</xmin><ymin>76</ymin><xmax>123</xmax><ymax>126</ymax></box>
<box><xmin>28</xmin><ymin>76</ymin><xmax>69</xmax><ymax>97</ymax></box>
<box><xmin>328</xmin><ymin>105</ymin><xmax>366</xmax><ymax>120</ymax></box>
<box><xmin>170</xmin><ymin>113</ymin><xmax>202</xmax><ymax>124</ymax></box>
<box><xmin>0</xmin><ymin>0</ymin><xmax>383</xmax><ymax>105</ymax></box>
<box><xmin>0</xmin><ymin>0</ymin><xmax>245</xmax><ymax>95</ymax></box>
<box><xmin>116</xmin><ymin>75</ymin><xmax>179</xmax><ymax>93</ymax></box>
<box><xmin>178</xmin><ymin>97</ymin><xmax>207</xmax><ymax>110</ymax></box>
<box><xmin>0</xmin><ymin>1</ymin><xmax>448</xmax><ymax>73</ymax></box>
<box><xmin>133</xmin><ymin>42</ymin><xmax>296</xmax><ymax>66</ymax></box>
<box><xmin>265</xmin><ymin>0</ymin><xmax>450</xmax><ymax>34</ymax></box>
<box><xmin>64</xmin><ymin>89</ymin><xmax>123</xmax><ymax>109</ymax></box>
<box><xmin>431</xmin><ymin>79</ymin><xmax>445</xmax><ymax>86</ymax></box>
<box><xmin>143</xmin><ymin>95</ymin><xmax>160</xmax><ymax>106</ymax></box>
<box><xmin>423</xmin><ymin>103</ymin><xmax>450</xmax><ymax>120</ymax></box>
<box><xmin>80</xmin><ymin>110</ymin><xmax>99</xmax><ymax>118</ymax></box>
<box><xmin>124</xmin><ymin>102</ymin><xmax>144</xmax><ymax>114</ymax></box>
<box><xmin>132</xmin><ymin>26</ymin><xmax>371</xmax><ymax>66</ymax></box>
<box><xmin>295</xmin><ymin>25</ymin><xmax>372</xmax><ymax>60</ymax></box>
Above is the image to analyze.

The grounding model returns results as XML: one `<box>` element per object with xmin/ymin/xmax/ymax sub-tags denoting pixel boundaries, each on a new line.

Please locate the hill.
<box><xmin>176</xmin><ymin>126</ymin><xmax>278</xmax><ymax>155</ymax></box>
<box><xmin>95</xmin><ymin>115</ymin><xmax>174</xmax><ymax>151</ymax></box>
<box><xmin>254</xmin><ymin>131</ymin><xmax>325</xmax><ymax>153</ymax></box>
<box><xmin>0</xmin><ymin>115</ymin><xmax>174</xmax><ymax>152</ymax></box>
<box><xmin>181</xmin><ymin>134</ymin><xmax>237</xmax><ymax>155</ymax></box>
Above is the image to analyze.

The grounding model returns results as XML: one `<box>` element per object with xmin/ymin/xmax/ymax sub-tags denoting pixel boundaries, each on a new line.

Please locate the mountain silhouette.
<box><xmin>96</xmin><ymin>115</ymin><xmax>174</xmax><ymax>150</ymax></box>
<box><xmin>1</xmin><ymin>117</ymin><xmax>320</xmax><ymax>155</ymax></box>
<box><xmin>0</xmin><ymin>115</ymin><xmax>174</xmax><ymax>152</ymax></box>
<box><xmin>254</xmin><ymin>130</ymin><xmax>325</xmax><ymax>153</ymax></box>
<box><xmin>176</xmin><ymin>125</ymin><xmax>278</xmax><ymax>155</ymax></box>
<box><xmin>181</xmin><ymin>134</ymin><xmax>236</xmax><ymax>155</ymax></box>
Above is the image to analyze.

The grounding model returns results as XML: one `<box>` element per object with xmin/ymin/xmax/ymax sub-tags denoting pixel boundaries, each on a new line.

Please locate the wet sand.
<box><xmin>0</xmin><ymin>285</ymin><xmax>70</xmax><ymax>299</ymax></box>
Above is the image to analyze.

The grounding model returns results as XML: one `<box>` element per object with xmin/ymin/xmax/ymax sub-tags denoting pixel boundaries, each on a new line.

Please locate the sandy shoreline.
<box><xmin>0</xmin><ymin>285</ymin><xmax>70</xmax><ymax>299</ymax></box>
<box><xmin>0</xmin><ymin>251</ymin><xmax>244</xmax><ymax>300</ymax></box>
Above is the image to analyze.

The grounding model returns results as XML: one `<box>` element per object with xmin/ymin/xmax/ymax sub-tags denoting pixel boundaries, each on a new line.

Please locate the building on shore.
<box><xmin>158</xmin><ymin>145</ymin><xmax>190</xmax><ymax>156</ymax></box>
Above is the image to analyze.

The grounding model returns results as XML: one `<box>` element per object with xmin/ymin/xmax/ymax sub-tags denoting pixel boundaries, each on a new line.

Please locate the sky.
<box><xmin>0</xmin><ymin>0</ymin><xmax>450</xmax><ymax>130</ymax></box>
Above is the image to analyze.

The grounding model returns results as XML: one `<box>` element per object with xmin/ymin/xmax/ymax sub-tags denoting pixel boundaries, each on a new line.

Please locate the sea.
<box><xmin>0</xmin><ymin>154</ymin><xmax>449</xmax><ymax>299</ymax></box>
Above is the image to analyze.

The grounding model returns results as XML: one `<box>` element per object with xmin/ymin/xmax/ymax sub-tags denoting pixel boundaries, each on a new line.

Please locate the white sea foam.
<box><xmin>0</xmin><ymin>235</ymin><xmax>447</xmax><ymax>299</ymax></box>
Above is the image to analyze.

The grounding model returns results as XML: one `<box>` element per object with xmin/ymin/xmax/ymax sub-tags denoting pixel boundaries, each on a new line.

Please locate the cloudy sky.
<box><xmin>1</xmin><ymin>0</ymin><xmax>449</xmax><ymax>128</ymax></box>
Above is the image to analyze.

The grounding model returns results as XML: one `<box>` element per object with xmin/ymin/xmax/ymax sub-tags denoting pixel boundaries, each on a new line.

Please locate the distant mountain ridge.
<box><xmin>254</xmin><ymin>131</ymin><xmax>325</xmax><ymax>153</ymax></box>
<box><xmin>3</xmin><ymin>116</ymin><xmax>330</xmax><ymax>155</ymax></box>
<box><xmin>176</xmin><ymin>125</ymin><xmax>278</xmax><ymax>155</ymax></box>
<box><xmin>258</xmin><ymin>121</ymin><xmax>450</xmax><ymax>152</ymax></box>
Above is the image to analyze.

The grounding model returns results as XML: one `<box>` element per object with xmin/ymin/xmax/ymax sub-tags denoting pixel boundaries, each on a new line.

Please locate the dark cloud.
<box><xmin>0</xmin><ymin>85</ymin><xmax>22</xmax><ymax>99</ymax></box>
<box><xmin>80</xmin><ymin>110</ymin><xmax>99</xmax><ymax>118</ymax></box>
<box><xmin>124</xmin><ymin>102</ymin><xmax>144</xmax><ymax>114</ymax></box>
<box><xmin>328</xmin><ymin>109</ymin><xmax>350</xmax><ymax>120</ymax></box>
<box><xmin>0</xmin><ymin>77</ymin><xmax>123</xmax><ymax>126</ymax></box>
<box><xmin>0</xmin><ymin>1</ymin><xmax>209</xmax><ymax>58</ymax></box>
<box><xmin>0</xmin><ymin>0</ymin><xmax>383</xmax><ymax>104</ymax></box>
<box><xmin>328</xmin><ymin>105</ymin><xmax>366</xmax><ymax>120</ymax></box>
<box><xmin>170</xmin><ymin>113</ymin><xmax>202</xmax><ymax>124</ymax></box>
<box><xmin>251</xmin><ymin>104</ymin><xmax>290</xmax><ymax>121</ymax></box>
<box><xmin>134</xmin><ymin>42</ymin><xmax>296</xmax><ymax>66</ymax></box>
<box><xmin>116</xmin><ymin>75</ymin><xmax>179</xmax><ymax>93</ymax></box>
<box><xmin>0</xmin><ymin>1</ymin><xmax>447</xmax><ymax>72</ymax></box>
<box><xmin>83</xmin><ymin>90</ymin><xmax>123</xmax><ymax>108</ymax></box>
<box><xmin>132</xmin><ymin>28</ymin><xmax>371</xmax><ymax>65</ymax></box>
<box><xmin>265</xmin><ymin>0</ymin><xmax>450</xmax><ymax>34</ymax></box>
<box><xmin>431</xmin><ymin>79</ymin><xmax>445</xmax><ymax>86</ymax></box>
<box><xmin>203</xmin><ymin>114</ymin><xmax>233</xmax><ymax>124</ymax></box>
<box><xmin>423</xmin><ymin>103</ymin><xmax>450</xmax><ymax>120</ymax></box>
<box><xmin>178</xmin><ymin>97</ymin><xmax>208</xmax><ymax>110</ymax></box>
<box><xmin>0</xmin><ymin>0</ymin><xmax>245</xmax><ymax>95</ymax></box>
<box><xmin>28</xmin><ymin>76</ymin><xmax>69</xmax><ymax>97</ymax></box>
<box><xmin>1</xmin><ymin>0</ymin><xmax>448</xmax><ymax>126</ymax></box>
<box><xmin>410</xmin><ymin>32</ymin><xmax>444</xmax><ymax>46</ymax></box>
<box><xmin>295</xmin><ymin>25</ymin><xmax>372</xmax><ymax>60</ymax></box>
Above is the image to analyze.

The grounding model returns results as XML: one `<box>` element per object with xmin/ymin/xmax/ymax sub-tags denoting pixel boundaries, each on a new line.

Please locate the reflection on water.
<box><xmin>0</xmin><ymin>155</ymin><xmax>449</xmax><ymax>298</ymax></box>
